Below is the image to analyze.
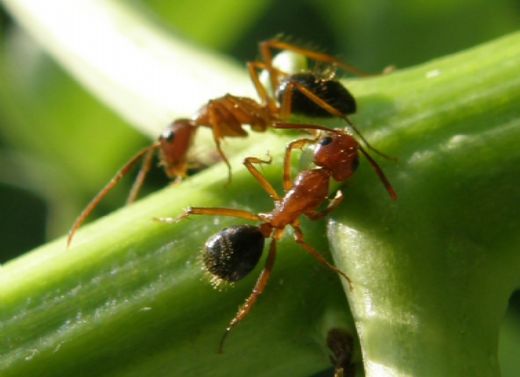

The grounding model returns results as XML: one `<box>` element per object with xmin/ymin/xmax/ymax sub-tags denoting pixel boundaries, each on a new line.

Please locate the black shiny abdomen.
<box><xmin>203</xmin><ymin>225</ymin><xmax>265</xmax><ymax>282</ymax></box>
<box><xmin>276</xmin><ymin>73</ymin><xmax>357</xmax><ymax>117</ymax></box>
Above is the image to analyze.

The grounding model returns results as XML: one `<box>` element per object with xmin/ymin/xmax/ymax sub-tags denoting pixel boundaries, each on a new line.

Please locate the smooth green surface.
<box><xmin>0</xmin><ymin>135</ymin><xmax>354</xmax><ymax>376</ymax></box>
<box><xmin>1</xmin><ymin>0</ymin><xmax>520</xmax><ymax>375</ymax></box>
<box><xmin>329</xmin><ymin>33</ymin><xmax>520</xmax><ymax>376</ymax></box>
<box><xmin>1</xmin><ymin>32</ymin><xmax>519</xmax><ymax>376</ymax></box>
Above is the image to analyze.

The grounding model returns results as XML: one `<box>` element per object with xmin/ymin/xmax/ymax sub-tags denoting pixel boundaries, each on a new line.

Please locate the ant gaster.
<box><xmin>67</xmin><ymin>39</ymin><xmax>383</xmax><ymax>247</ymax></box>
<box><xmin>203</xmin><ymin>225</ymin><xmax>265</xmax><ymax>286</ymax></box>
<box><xmin>156</xmin><ymin>124</ymin><xmax>397</xmax><ymax>352</ymax></box>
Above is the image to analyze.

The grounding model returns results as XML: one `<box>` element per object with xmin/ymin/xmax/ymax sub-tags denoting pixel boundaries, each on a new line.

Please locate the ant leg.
<box><xmin>218</xmin><ymin>238</ymin><xmax>277</xmax><ymax>353</ymax></box>
<box><xmin>246</xmin><ymin>61</ymin><xmax>279</xmax><ymax>113</ymax></box>
<box><xmin>282</xmin><ymin>137</ymin><xmax>315</xmax><ymax>192</ymax></box>
<box><xmin>292</xmin><ymin>225</ymin><xmax>352</xmax><ymax>289</ymax></box>
<box><xmin>243</xmin><ymin>156</ymin><xmax>281</xmax><ymax>201</ymax></box>
<box><xmin>305</xmin><ymin>190</ymin><xmax>344</xmax><ymax>221</ymax></box>
<box><xmin>283</xmin><ymin>82</ymin><xmax>396</xmax><ymax>161</ymax></box>
<box><xmin>251</xmin><ymin>121</ymin><xmax>322</xmax><ymax>192</ymax></box>
<box><xmin>291</xmin><ymin>82</ymin><xmax>345</xmax><ymax>117</ymax></box>
<box><xmin>277</xmin><ymin>78</ymin><xmax>335</xmax><ymax>122</ymax></box>
<box><xmin>208</xmin><ymin>106</ymin><xmax>233</xmax><ymax>183</ymax></box>
<box><xmin>126</xmin><ymin>145</ymin><xmax>156</xmax><ymax>204</ymax></box>
<box><xmin>67</xmin><ymin>144</ymin><xmax>158</xmax><ymax>248</ymax></box>
<box><xmin>274</xmin><ymin>122</ymin><xmax>334</xmax><ymax>134</ymax></box>
<box><xmin>278</xmin><ymin>80</ymin><xmax>295</xmax><ymax>120</ymax></box>
<box><xmin>260</xmin><ymin>39</ymin><xmax>370</xmax><ymax>77</ymax></box>
<box><xmin>257</xmin><ymin>41</ymin><xmax>279</xmax><ymax>92</ymax></box>
<box><xmin>358</xmin><ymin>146</ymin><xmax>398</xmax><ymax>201</ymax></box>
<box><xmin>154</xmin><ymin>207</ymin><xmax>262</xmax><ymax>224</ymax></box>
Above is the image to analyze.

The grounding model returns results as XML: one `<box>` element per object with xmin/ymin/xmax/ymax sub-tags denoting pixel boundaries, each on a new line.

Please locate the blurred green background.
<box><xmin>0</xmin><ymin>0</ymin><xmax>518</xmax><ymax>375</ymax></box>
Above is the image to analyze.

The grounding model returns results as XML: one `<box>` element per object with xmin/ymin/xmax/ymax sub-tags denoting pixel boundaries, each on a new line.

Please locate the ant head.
<box><xmin>276</xmin><ymin>73</ymin><xmax>356</xmax><ymax>118</ymax></box>
<box><xmin>158</xmin><ymin>119</ymin><xmax>196</xmax><ymax>178</ymax></box>
<box><xmin>313</xmin><ymin>131</ymin><xmax>360</xmax><ymax>182</ymax></box>
<box><xmin>204</xmin><ymin>225</ymin><xmax>265</xmax><ymax>283</ymax></box>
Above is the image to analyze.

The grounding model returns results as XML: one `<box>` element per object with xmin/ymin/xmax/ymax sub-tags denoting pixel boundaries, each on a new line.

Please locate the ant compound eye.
<box><xmin>203</xmin><ymin>225</ymin><xmax>265</xmax><ymax>282</ymax></box>
<box><xmin>319</xmin><ymin>136</ymin><xmax>333</xmax><ymax>146</ymax></box>
<box><xmin>160</xmin><ymin>129</ymin><xmax>175</xmax><ymax>143</ymax></box>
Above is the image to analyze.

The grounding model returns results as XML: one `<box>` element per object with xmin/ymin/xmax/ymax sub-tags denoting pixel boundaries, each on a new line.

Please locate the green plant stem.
<box><xmin>1</xmin><ymin>2</ymin><xmax>520</xmax><ymax>375</ymax></box>
<box><xmin>329</xmin><ymin>32</ymin><xmax>520</xmax><ymax>376</ymax></box>
<box><xmin>0</xmin><ymin>132</ymin><xmax>355</xmax><ymax>376</ymax></box>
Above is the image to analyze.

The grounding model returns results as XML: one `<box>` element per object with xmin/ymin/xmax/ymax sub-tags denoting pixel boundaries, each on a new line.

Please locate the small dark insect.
<box><xmin>67</xmin><ymin>38</ymin><xmax>384</xmax><ymax>247</ymax></box>
<box><xmin>156</xmin><ymin>124</ymin><xmax>397</xmax><ymax>351</ymax></box>
<box><xmin>327</xmin><ymin>328</ymin><xmax>355</xmax><ymax>377</ymax></box>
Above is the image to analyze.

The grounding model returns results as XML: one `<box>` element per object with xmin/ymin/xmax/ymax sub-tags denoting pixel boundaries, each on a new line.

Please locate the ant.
<box><xmin>326</xmin><ymin>328</ymin><xmax>356</xmax><ymax>377</ymax></box>
<box><xmin>66</xmin><ymin>38</ymin><xmax>385</xmax><ymax>248</ymax></box>
<box><xmin>253</xmin><ymin>38</ymin><xmax>390</xmax><ymax>158</ymax></box>
<box><xmin>155</xmin><ymin>123</ymin><xmax>397</xmax><ymax>351</ymax></box>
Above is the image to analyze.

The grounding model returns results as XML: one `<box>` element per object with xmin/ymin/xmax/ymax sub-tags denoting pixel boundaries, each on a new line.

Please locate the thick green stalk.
<box><xmin>329</xmin><ymin>32</ymin><xmax>520</xmax><ymax>376</ymax></box>
<box><xmin>0</xmin><ymin>132</ymin><xmax>354</xmax><ymax>376</ymax></box>
<box><xmin>0</xmin><ymin>1</ymin><xmax>519</xmax><ymax>374</ymax></box>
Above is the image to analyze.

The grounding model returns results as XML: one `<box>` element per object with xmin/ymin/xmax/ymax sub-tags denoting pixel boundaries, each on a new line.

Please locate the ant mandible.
<box><xmin>67</xmin><ymin>38</ymin><xmax>383</xmax><ymax>247</ymax></box>
<box><xmin>155</xmin><ymin>123</ymin><xmax>397</xmax><ymax>351</ymax></box>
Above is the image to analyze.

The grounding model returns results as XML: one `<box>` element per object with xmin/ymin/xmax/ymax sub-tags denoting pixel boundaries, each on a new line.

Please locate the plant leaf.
<box><xmin>2</xmin><ymin>0</ymin><xmax>520</xmax><ymax>375</ymax></box>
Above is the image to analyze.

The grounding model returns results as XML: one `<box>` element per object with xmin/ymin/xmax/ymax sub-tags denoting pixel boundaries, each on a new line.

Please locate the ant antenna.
<box><xmin>67</xmin><ymin>142</ymin><xmax>160</xmax><ymax>248</ymax></box>
<box><xmin>358</xmin><ymin>145</ymin><xmax>397</xmax><ymax>200</ymax></box>
<box><xmin>342</xmin><ymin>116</ymin><xmax>397</xmax><ymax>161</ymax></box>
<box><xmin>218</xmin><ymin>329</ymin><xmax>231</xmax><ymax>354</ymax></box>
<box><xmin>126</xmin><ymin>146</ymin><xmax>156</xmax><ymax>204</ymax></box>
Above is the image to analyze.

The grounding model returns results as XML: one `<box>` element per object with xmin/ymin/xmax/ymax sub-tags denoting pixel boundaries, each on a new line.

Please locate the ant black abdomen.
<box><xmin>276</xmin><ymin>72</ymin><xmax>357</xmax><ymax>118</ymax></box>
<box><xmin>204</xmin><ymin>225</ymin><xmax>265</xmax><ymax>283</ymax></box>
<box><xmin>327</xmin><ymin>328</ymin><xmax>355</xmax><ymax>377</ymax></box>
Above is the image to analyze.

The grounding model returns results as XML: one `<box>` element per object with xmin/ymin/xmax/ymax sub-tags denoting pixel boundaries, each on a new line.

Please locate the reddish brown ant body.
<box><xmin>156</xmin><ymin>124</ymin><xmax>397</xmax><ymax>351</ymax></box>
<box><xmin>67</xmin><ymin>39</ymin><xmax>382</xmax><ymax>247</ymax></box>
